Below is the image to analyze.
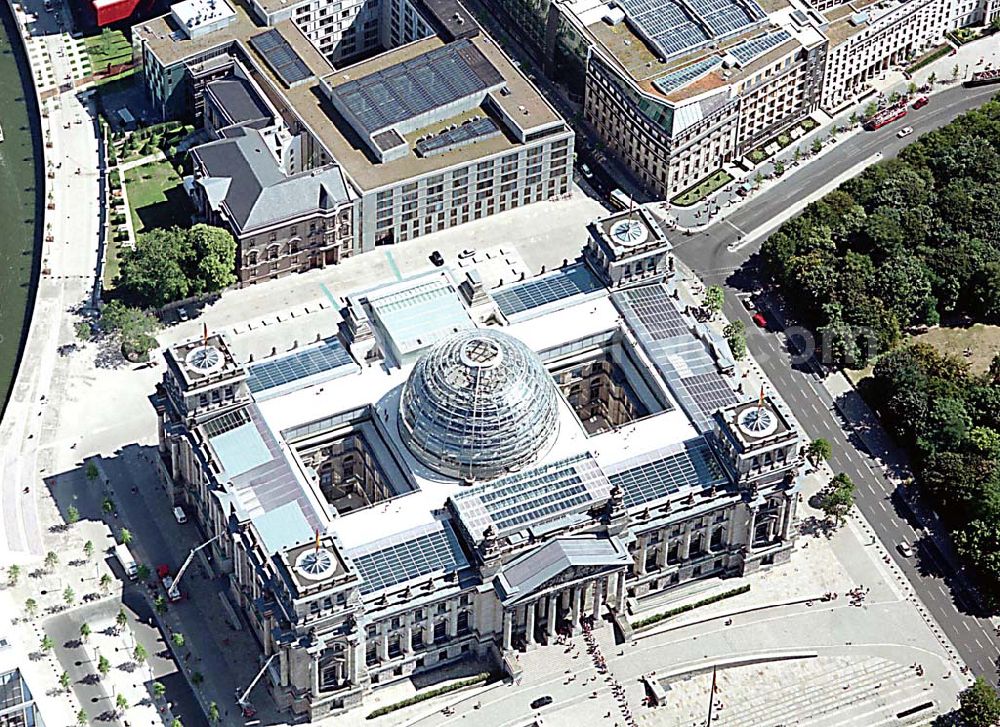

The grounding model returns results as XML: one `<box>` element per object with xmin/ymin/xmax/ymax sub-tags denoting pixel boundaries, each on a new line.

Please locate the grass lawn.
<box><xmin>670</xmin><ymin>169</ymin><xmax>734</xmax><ymax>207</ymax></box>
<box><xmin>84</xmin><ymin>30</ymin><xmax>132</xmax><ymax>75</ymax></box>
<box><xmin>913</xmin><ymin>322</ymin><xmax>1000</xmax><ymax>375</ymax></box>
<box><xmin>125</xmin><ymin>157</ymin><xmax>190</xmax><ymax>234</ymax></box>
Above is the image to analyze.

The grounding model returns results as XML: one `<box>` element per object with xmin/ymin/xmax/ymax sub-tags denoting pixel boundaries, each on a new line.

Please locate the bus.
<box><xmin>609</xmin><ymin>188</ymin><xmax>633</xmax><ymax>210</ymax></box>
<box><xmin>965</xmin><ymin>69</ymin><xmax>1000</xmax><ymax>87</ymax></box>
<box><xmin>865</xmin><ymin>106</ymin><xmax>907</xmax><ymax>131</ymax></box>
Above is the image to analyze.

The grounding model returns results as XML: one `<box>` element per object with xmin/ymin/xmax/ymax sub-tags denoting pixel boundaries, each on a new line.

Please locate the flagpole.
<box><xmin>706</xmin><ymin>665</ymin><xmax>717</xmax><ymax>726</ymax></box>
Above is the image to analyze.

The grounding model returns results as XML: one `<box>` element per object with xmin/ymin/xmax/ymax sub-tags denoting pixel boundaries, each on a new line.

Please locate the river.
<box><xmin>0</xmin><ymin>2</ymin><xmax>41</xmax><ymax>417</ymax></box>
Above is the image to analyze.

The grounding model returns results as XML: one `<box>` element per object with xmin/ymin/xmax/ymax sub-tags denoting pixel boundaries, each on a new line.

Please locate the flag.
<box><xmin>202</xmin><ymin>322</ymin><xmax>208</xmax><ymax>346</ymax></box>
<box><xmin>314</xmin><ymin>529</ymin><xmax>321</xmax><ymax>552</ymax></box>
<box><xmin>758</xmin><ymin>386</ymin><xmax>765</xmax><ymax>409</ymax></box>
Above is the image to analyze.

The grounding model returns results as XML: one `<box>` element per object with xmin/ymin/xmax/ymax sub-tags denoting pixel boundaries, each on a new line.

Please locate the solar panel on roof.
<box><xmin>415</xmin><ymin>117</ymin><xmax>501</xmax><ymax>157</ymax></box>
<box><xmin>607</xmin><ymin>439</ymin><xmax>727</xmax><ymax>509</ymax></box>
<box><xmin>619</xmin><ymin>285</ymin><xmax>689</xmax><ymax>339</ymax></box>
<box><xmin>249</xmin><ymin>29</ymin><xmax>313</xmax><ymax>87</ymax></box>
<box><xmin>349</xmin><ymin>522</ymin><xmax>469</xmax><ymax>595</ymax></box>
<box><xmin>653</xmin><ymin>57</ymin><xmax>723</xmax><ymax>95</ymax></box>
<box><xmin>728</xmin><ymin>30</ymin><xmax>791</xmax><ymax>65</ymax></box>
<box><xmin>247</xmin><ymin>339</ymin><xmax>353</xmax><ymax>394</ymax></box>
<box><xmin>616</xmin><ymin>0</ymin><xmax>766</xmax><ymax>60</ymax></box>
<box><xmin>492</xmin><ymin>264</ymin><xmax>604</xmax><ymax>317</ymax></box>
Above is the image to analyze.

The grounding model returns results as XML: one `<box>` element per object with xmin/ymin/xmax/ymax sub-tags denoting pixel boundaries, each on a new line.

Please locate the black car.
<box><xmin>430</xmin><ymin>250</ymin><xmax>444</xmax><ymax>266</ymax></box>
<box><xmin>530</xmin><ymin>696</ymin><xmax>553</xmax><ymax>710</ymax></box>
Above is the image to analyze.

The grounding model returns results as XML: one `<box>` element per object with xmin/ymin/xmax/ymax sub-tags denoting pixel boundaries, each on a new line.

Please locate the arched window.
<box><xmin>247</xmin><ymin>251</ymin><xmax>258</xmax><ymax>266</ymax></box>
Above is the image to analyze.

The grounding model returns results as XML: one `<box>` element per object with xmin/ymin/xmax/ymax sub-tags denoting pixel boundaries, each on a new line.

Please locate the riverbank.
<box><xmin>0</xmin><ymin>0</ymin><xmax>44</xmax><ymax>418</ymax></box>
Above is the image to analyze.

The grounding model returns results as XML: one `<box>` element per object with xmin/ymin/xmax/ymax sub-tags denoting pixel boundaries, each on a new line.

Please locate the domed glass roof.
<box><xmin>399</xmin><ymin>328</ymin><xmax>560</xmax><ymax>481</ymax></box>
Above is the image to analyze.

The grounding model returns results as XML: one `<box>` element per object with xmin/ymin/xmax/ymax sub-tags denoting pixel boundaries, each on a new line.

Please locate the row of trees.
<box><xmin>760</xmin><ymin>95</ymin><xmax>1000</xmax><ymax>368</ymax></box>
<box><xmin>871</xmin><ymin>344</ymin><xmax>1000</xmax><ymax>605</ymax></box>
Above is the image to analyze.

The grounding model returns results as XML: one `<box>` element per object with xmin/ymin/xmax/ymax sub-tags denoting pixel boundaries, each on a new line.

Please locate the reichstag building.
<box><xmin>154</xmin><ymin>209</ymin><xmax>805</xmax><ymax>719</ymax></box>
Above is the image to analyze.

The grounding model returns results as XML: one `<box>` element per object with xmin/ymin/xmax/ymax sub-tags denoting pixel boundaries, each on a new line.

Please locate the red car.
<box><xmin>913</xmin><ymin>96</ymin><xmax>929</xmax><ymax>109</ymax></box>
<box><xmin>752</xmin><ymin>312</ymin><xmax>768</xmax><ymax>328</ymax></box>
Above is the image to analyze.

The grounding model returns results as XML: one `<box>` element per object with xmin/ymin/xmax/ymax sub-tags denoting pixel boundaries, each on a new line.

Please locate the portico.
<box><xmin>495</xmin><ymin>537</ymin><xmax>631</xmax><ymax>650</ymax></box>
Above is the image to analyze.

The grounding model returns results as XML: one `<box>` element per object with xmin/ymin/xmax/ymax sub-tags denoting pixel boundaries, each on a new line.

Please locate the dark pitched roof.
<box><xmin>205</xmin><ymin>76</ymin><xmax>273</xmax><ymax>128</ymax></box>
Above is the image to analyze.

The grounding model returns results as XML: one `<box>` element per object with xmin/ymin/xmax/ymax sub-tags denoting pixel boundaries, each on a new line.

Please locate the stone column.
<box><xmin>657</xmin><ymin>530</ymin><xmax>668</xmax><ymax>567</ymax></box>
<box><xmin>546</xmin><ymin>593</ymin><xmax>558</xmax><ymax>640</ymax></box>
<box><xmin>636</xmin><ymin>537</ymin><xmax>647</xmax><ymax>575</ymax></box>
<box><xmin>448</xmin><ymin>607</ymin><xmax>458</xmax><ymax>638</ymax></box>
<box><xmin>425</xmin><ymin>612</ymin><xmax>435</xmax><ymax>646</ymax></box>
<box><xmin>592</xmin><ymin>580</ymin><xmax>604</xmax><ymax>619</ymax></box>
<box><xmin>502</xmin><ymin>611</ymin><xmax>513</xmax><ymax>651</ymax></box>
<box><xmin>681</xmin><ymin>528</ymin><xmax>693</xmax><ymax>560</ymax></box>
<box><xmin>525</xmin><ymin>601</ymin><xmax>536</xmax><ymax>646</ymax></box>
<box><xmin>379</xmin><ymin>631</ymin><xmax>389</xmax><ymax>660</ymax></box>
<box><xmin>781</xmin><ymin>493</ymin><xmax>796</xmax><ymax>540</ymax></box>
<box><xmin>311</xmin><ymin>656</ymin><xmax>321</xmax><ymax>697</ymax></box>
<box><xmin>571</xmin><ymin>585</ymin><xmax>582</xmax><ymax>630</ymax></box>
<box><xmin>403</xmin><ymin>617</ymin><xmax>413</xmax><ymax>654</ymax></box>
<box><xmin>747</xmin><ymin>507</ymin><xmax>758</xmax><ymax>552</ymax></box>
<box><xmin>616</xmin><ymin>571</ymin><xmax>627</xmax><ymax>609</ymax></box>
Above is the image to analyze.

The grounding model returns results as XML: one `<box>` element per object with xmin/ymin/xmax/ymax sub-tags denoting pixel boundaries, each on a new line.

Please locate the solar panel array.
<box><xmin>247</xmin><ymin>339</ymin><xmax>354</xmax><ymax>394</ymax></box>
<box><xmin>451</xmin><ymin>456</ymin><xmax>611</xmax><ymax>538</ymax></box>
<box><xmin>331</xmin><ymin>40</ymin><xmax>504</xmax><ymax>135</ymax></box>
<box><xmin>728</xmin><ymin>29</ymin><xmax>791</xmax><ymax>66</ymax></box>
<box><xmin>653</xmin><ymin>57</ymin><xmax>722</xmax><ymax>95</ymax></box>
<box><xmin>607</xmin><ymin>439</ymin><xmax>727</xmax><ymax>509</ymax></box>
<box><xmin>349</xmin><ymin>522</ymin><xmax>469</xmax><ymax>595</ymax></box>
<box><xmin>202</xmin><ymin>408</ymin><xmax>250</xmax><ymax>438</ymax></box>
<box><xmin>416</xmin><ymin>117</ymin><xmax>501</xmax><ymax>157</ymax></box>
<box><xmin>613</xmin><ymin>285</ymin><xmax>739</xmax><ymax>433</ymax></box>
<box><xmin>688</xmin><ymin>0</ymin><xmax>765</xmax><ymax>37</ymax></box>
<box><xmin>249</xmin><ymin>29</ymin><xmax>313</xmax><ymax>87</ymax></box>
<box><xmin>492</xmin><ymin>264</ymin><xmax>604</xmax><ymax>317</ymax></box>
<box><xmin>618</xmin><ymin>0</ymin><xmax>710</xmax><ymax>60</ymax></box>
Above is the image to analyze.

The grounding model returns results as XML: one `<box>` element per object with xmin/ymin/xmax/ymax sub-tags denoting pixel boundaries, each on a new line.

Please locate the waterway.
<box><xmin>0</xmin><ymin>3</ymin><xmax>42</xmax><ymax>416</ymax></box>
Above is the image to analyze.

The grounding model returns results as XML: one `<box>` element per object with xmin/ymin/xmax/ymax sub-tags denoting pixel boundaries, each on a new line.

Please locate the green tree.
<box><xmin>928</xmin><ymin>71</ymin><xmax>937</xmax><ymax>86</ymax></box>
<box><xmin>154</xmin><ymin>595</ymin><xmax>167</xmax><ymax>615</ymax></box>
<box><xmin>24</xmin><ymin>598</ymin><xmax>37</xmax><ymax>618</ymax></box>
<box><xmin>807</xmin><ymin>438</ymin><xmax>832</xmax><ymax>464</ymax></box>
<box><xmin>864</xmin><ymin>101</ymin><xmax>878</xmax><ymax>119</ymax></box>
<box><xmin>907</xmin><ymin>81</ymin><xmax>918</xmax><ymax>95</ymax></box>
<box><xmin>85</xmin><ymin>461</ymin><xmax>99</xmax><ymax>484</ymax></box>
<box><xmin>889</xmin><ymin>90</ymin><xmax>901</xmax><ymax>104</ymax></box>
<box><xmin>793</xmin><ymin>147</ymin><xmax>802</xmax><ymax>162</ymax></box>
<box><xmin>133</xmin><ymin>643</ymin><xmax>148</xmax><ymax>664</ymax></box>
<box><xmin>118</xmin><ymin>527</ymin><xmax>132</xmax><ymax>545</ymax></box>
<box><xmin>773</xmin><ymin>159</ymin><xmax>786</xmax><ymax>176</ymax></box>
<box><xmin>116</xmin><ymin>608</ymin><xmax>128</xmax><ymax>631</ymax></box>
<box><xmin>115</xmin><ymin>693</ymin><xmax>129</xmax><ymax>714</ymax></box>
<box><xmin>44</xmin><ymin>552</ymin><xmax>58</xmax><ymax>571</ymax></box>
<box><xmin>849</xmin><ymin>111</ymin><xmax>859</xmax><ymax>126</ymax></box>
<box><xmin>59</xmin><ymin>671</ymin><xmax>71</xmax><ymax>691</ymax></box>
<box><xmin>171</xmin><ymin>719</ymin><xmax>183</xmax><ymax>727</ymax></box>
<box><xmin>208</xmin><ymin>702</ymin><xmax>220</xmax><ymax>724</ymax></box>
<box><xmin>811</xmin><ymin>138</ymin><xmax>823</xmax><ymax>155</ymax></box>
<box><xmin>722</xmin><ymin>320</ymin><xmax>746</xmax><ymax>360</ymax></box>
<box><xmin>83</xmin><ymin>540</ymin><xmax>94</xmax><ymax>560</ymax></box>
<box><xmin>117</xmin><ymin>227</ymin><xmax>191</xmax><ymax>307</ymax></box>
<box><xmin>753</xmin><ymin>171</ymin><xmax>763</xmax><ymax>188</ymax></box>
<box><xmin>959</xmin><ymin>677</ymin><xmax>1000</xmax><ymax>727</ymax></box>
<box><xmin>75</xmin><ymin>320</ymin><xmax>92</xmax><ymax>341</ymax></box>
<box><xmin>136</xmin><ymin>563</ymin><xmax>151</xmax><ymax>581</ymax></box>
<box><xmin>191</xmin><ymin>671</ymin><xmax>204</xmax><ymax>685</ymax></box>
<box><xmin>153</xmin><ymin>681</ymin><xmax>167</xmax><ymax>700</ymax></box>
<box><xmin>79</xmin><ymin>623</ymin><xmax>91</xmax><ymax>642</ymax></box>
<box><xmin>76</xmin><ymin>709</ymin><xmax>88</xmax><ymax>727</ymax></box>
<box><xmin>102</xmin><ymin>498</ymin><xmax>115</xmax><ymax>515</ymax></box>
<box><xmin>189</xmin><ymin>224</ymin><xmax>237</xmax><ymax>293</ymax></box>
<box><xmin>97</xmin><ymin>655</ymin><xmax>111</xmax><ymax>678</ymax></box>
<box><xmin>819</xmin><ymin>473</ymin><xmax>856</xmax><ymax>525</ymax></box>
<box><xmin>40</xmin><ymin>635</ymin><xmax>53</xmax><ymax>652</ymax></box>
<box><xmin>66</xmin><ymin>505</ymin><xmax>80</xmax><ymax>525</ymax></box>
<box><xmin>63</xmin><ymin>586</ymin><xmax>76</xmax><ymax>606</ymax></box>
<box><xmin>952</xmin><ymin>64</ymin><xmax>960</xmax><ymax>80</ymax></box>
<box><xmin>171</xmin><ymin>632</ymin><xmax>185</xmax><ymax>648</ymax></box>
<box><xmin>703</xmin><ymin>286</ymin><xmax>725</xmax><ymax>318</ymax></box>
<box><xmin>99</xmin><ymin>574</ymin><xmax>113</xmax><ymax>593</ymax></box>
<box><xmin>7</xmin><ymin>564</ymin><xmax>20</xmax><ymax>587</ymax></box>
<box><xmin>100</xmin><ymin>301</ymin><xmax>159</xmax><ymax>359</ymax></box>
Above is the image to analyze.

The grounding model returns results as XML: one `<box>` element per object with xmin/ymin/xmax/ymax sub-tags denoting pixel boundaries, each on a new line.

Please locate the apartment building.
<box><xmin>134</xmin><ymin>0</ymin><xmax>573</xmax><ymax>284</ymax></box>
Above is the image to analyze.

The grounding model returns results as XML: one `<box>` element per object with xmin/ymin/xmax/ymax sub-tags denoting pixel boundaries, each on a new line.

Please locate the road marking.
<box><xmin>385</xmin><ymin>250</ymin><xmax>403</xmax><ymax>281</ymax></box>
<box><xmin>724</xmin><ymin>219</ymin><xmax>746</xmax><ymax>237</ymax></box>
<box><xmin>976</xmin><ymin>638</ymin><xmax>985</xmax><ymax>649</ymax></box>
<box><xmin>878</xmin><ymin>500</ymin><xmax>887</xmax><ymax>512</ymax></box>
<box><xmin>319</xmin><ymin>283</ymin><xmax>337</xmax><ymax>308</ymax></box>
<box><xmin>963</xmin><ymin>621</ymin><xmax>972</xmax><ymax>633</ymax></box>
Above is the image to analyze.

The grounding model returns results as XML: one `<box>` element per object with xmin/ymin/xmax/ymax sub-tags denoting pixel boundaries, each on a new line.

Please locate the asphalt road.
<box><xmin>672</xmin><ymin>82</ymin><xmax>1000</xmax><ymax>686</ymax></box>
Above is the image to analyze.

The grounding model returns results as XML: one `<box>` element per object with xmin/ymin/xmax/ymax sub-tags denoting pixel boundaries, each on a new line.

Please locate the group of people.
<box><xmin>581</xmin><ymin>624</ymin><xmax>637</xmax><ymax>727</ymax></box>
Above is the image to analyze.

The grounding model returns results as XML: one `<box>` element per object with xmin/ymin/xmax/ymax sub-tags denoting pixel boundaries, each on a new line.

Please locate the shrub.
<box><xmin>633</xmin><ymin>585</ymin><xmax>751</xmax><ymax>629</ymax></box>
<box><xmin>365</xmin><ymin>673</ymin><xmax>492</xmax><ymax>719</ymax></box>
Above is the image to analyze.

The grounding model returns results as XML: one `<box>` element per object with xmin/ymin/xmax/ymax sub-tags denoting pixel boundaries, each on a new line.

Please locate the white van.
<box><xmin>173</xmin><ymin>506</ymin><xmax>188</xmax><ymax>524</ymax></box>
<box><xmin>114</xmin><ymin>543</ymin><xmax>138</xmax><ymax>580</ymax></box>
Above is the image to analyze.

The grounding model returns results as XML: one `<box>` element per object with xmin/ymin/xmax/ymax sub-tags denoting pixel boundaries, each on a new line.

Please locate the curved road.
<box><xmin>672</xmin><ymin>82</ymin><xmax>1000</xmax><ymax>685</ymax></box>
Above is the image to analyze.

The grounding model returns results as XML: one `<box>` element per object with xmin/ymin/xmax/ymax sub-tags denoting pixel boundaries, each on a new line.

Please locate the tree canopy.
<box><xmin>116</xmin><ymin>224</ymin><xmax>236</xmax><ymax>308</ymax></box>
<box><xmin>760</xmin><ymin>96</ymin><xmax>1000</xmax><ymax>368</ymax></box>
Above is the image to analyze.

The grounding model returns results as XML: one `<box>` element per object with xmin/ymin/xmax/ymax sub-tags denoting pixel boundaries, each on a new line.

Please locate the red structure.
<box><xmin>82</xmin><ymin>0</ymin><xmax>162</xmax><ymax>27</ymax></box>
<box><xmin>865</xmin><ymin>106</ymin><xmax>907</xmax><ymax>131</ymax></box>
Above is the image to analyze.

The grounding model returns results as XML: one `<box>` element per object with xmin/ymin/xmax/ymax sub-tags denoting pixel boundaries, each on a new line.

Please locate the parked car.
<box><xmin>429</xmin><ymin>250</ymin><xmax>444</xmax><ymax>267</ymax></box>
<box><xmin>530</xmin><ymin>696</ymin><xmax>553</xmax><ymax>709</ymax></box>
<box><xmin>741</xmin><ymin>296</ymin><xmax>755</xmax><ymax>311</ymax></box>
<box><xmin>896</xmin><ymin>126</ymin><xmax>914</xmax><ymax>138</ymax></box>
<box><xmin>173</xmin><ymin>506</ymin><xmax>188</xmax><ymax>524</ymax></box>
<box><xmin>912</xmin><ymin>96</ymin><xmax>929</xmax><ymax>109</ymax></box>
<box><xmin>579</xmin><ymin>162</ymin><xmax>594</xmax><ymax>179</ymax></box>
<box><xmin>176</xmin><ymin>306</ymin><xmax>189</xmax><ymax>322</ymax></box>
<box><xmin>752</xmin><ymin>312</ymin><xmax>768</xmax><ymax>328</ymax></box>
<box><xmin>897</xmin><ymin>541</ymin><xmax>915</xmax><ymax>557</ymax></box>
<box><xmin>459</xmin><ymin>248</ymin><xmax>477</xmax><ymax>260</ymax></box>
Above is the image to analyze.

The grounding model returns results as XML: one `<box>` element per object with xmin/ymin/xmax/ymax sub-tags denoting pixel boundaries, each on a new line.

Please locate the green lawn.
<box><xmin>84</xmin><ymin>30</ymin><xmax>133</xmax><ymax>75</ymax></box>
<box><xmin>125</xmin><ymin>158</ymin><xmax>190</xmax><ymax>234</ymax></box>
<box><xmin>670</xmin><ymin>169</ymin><xmax>734</xmax><ymax>207</ymax></box>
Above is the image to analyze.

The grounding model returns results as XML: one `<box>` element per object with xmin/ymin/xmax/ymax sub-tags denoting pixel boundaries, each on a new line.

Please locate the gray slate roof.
<box><xmin>192</xmin><ymin>127</ymin><xmax>351</xmax><ymax>233</ymax></box>
<box><xmin>205</xmin><ymin>77</ymin><xmax>273</xmax><ymax>128</ymax></box>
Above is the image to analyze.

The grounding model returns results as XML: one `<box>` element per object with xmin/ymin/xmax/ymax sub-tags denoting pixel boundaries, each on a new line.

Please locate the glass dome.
<box><xmin>398</xmin><ymin>328</ymin><xmax>560</xmax><ymax>481</ymax></box>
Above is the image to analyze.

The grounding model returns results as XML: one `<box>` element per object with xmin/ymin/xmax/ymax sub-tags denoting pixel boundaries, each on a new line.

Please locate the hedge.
<box><xmin>365</xmin><ymin>672</ymin><xmax>492</xmax><ymax>719</ymax></box>
<box><xmin>633</xmin><ymin>584</ymin><xmax>751</xmax><ymax>629</ymax></box>
<box><xmin>905</xmin><ymin>44</ymin><xmax>951</xmax><ymax>74</ymax></box>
